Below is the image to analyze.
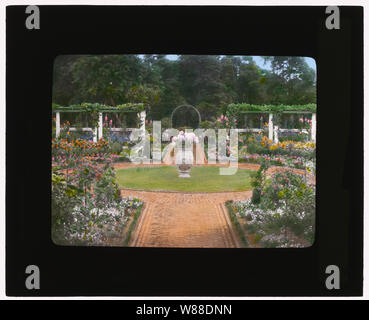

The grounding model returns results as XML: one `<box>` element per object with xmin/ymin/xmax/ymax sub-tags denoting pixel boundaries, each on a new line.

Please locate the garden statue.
<box><xmin>174</xmin><ymin>131</ymin><xmax>196</xmax><ymax>178</ymax></box>
<box><xmin>176</xmin><ymin>149</ymin><xmax>193</xmax><ymax>178</ymax></box>
<box><xmin>162</xmin><ymin>131</ymin><xmax>207</xmax><ymax>170</ymax></box>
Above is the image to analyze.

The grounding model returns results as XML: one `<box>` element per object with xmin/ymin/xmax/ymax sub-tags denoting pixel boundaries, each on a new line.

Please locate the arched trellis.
<box><xmin>170</xmin><ymin>104</ymin><xmax>201</xmax><ymax>128</ymax></box>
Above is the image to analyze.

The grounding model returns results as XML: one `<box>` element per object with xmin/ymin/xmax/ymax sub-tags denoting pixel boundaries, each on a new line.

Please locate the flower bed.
<box><xmin>238</xmin><ymin>134</ymin><xmax>316</xmax><ymax>173</ymax></box>
<box><xmin>239</xmin><ymin>153</ymin><xmax>306</xmax><ymax>169</ymax></box>
<box><xmin>227</xmin><ymin>163</ymin><xmax>315</xmax><ymax>248</ymax></box>
<box><xmin>52</xmin><ymin>137</ymin><xmax>143</xmax><ymax>246</ymax></box>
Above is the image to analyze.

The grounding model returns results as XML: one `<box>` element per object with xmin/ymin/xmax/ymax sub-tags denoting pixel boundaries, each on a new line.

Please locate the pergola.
<box><xmin>52</xmin><ymin>102</ymin><xmax>317</xmax><ymax>143</ymax></box>
<box><xmin>226</xmin><ymin>104</ymin><xmax>317</xmax><ymax>143</ymax></box>
<box><xmin>52</xmin><ymin>103</ymin><xmax>146</xmax><ymax>141</ymax></box>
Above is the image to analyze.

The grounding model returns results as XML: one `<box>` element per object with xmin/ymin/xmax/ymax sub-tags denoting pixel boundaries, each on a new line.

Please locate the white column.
<box><xmin>152</xmin><ymin>121</ymin><xmax>162</xmax><ymax>164</ymax></box>
<box><xmin>93</xmin><ymin>127</ymin><xmax>97</xmax><ymax>142</ymax></box>
<box><xmin>139</xmin><ymin>110</ymin><xmax>146</xmax><ymax>137</ymax></box>
<box><xmin>273</xmin><ymin>125</ymin><xmax>279</xmax><ymax>144</ymax></box>
<box><xmin>98</xmin><ymin>112</ymin><xmax>103</xmax><ymax>140</ymax></box>
<box><xmin>268</xmin><ymin>113</ymin><xmax>273</xmax><ymax>141</ymax></box>
<box><xmin>311</xmin><ymin>113</ymin><xmax>316</xmax><ymax>142</ymax></box>
<box><xmin>56</xmin><ymin>112</ymin><xmax>60</xmax><ymax>138</ymax></box>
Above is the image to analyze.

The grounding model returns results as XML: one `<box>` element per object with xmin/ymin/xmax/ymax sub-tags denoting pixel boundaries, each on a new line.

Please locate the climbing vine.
<box><xmin>225</xmin><ymin>103</ymin><xmax>316</xmax><ymax>128</ymax></box>
<box><xmin>52</xmin><ymin>102</ymin><xmax>145</xmax><ymax>113</ymax></box>
<box><xmin>226</xmin><ymin>103</ymin><xmax>316</xmax><ymax>118</ymax></box>
<box><xmin>81</xmin><ymin>103</ymin><xmax>100</xmax><ymax>128</ymax></box>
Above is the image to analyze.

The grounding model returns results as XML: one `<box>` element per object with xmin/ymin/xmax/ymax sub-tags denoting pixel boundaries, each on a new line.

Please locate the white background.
<box><xmin>0</xmin><ymin>0</ymin><xmax>367</xmax><ymax>300</ymax></box>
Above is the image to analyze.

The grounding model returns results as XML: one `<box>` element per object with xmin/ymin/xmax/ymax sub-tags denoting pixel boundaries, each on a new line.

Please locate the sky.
<box><xmin>164</xmin><ymin>54</ymin><xmax>316</xmax><ymax>71</ymax></box>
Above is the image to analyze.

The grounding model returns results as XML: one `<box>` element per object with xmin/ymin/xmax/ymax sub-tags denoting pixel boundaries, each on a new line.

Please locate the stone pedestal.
<box><xmin>176</xmin><ymin>149</ymin><xmax>193</xmax><ymax>178</ymax></box>
<box><xmin>177</xmin><ymin>163</ymin><xmax>192</xmax><ymax>178</ymax></box>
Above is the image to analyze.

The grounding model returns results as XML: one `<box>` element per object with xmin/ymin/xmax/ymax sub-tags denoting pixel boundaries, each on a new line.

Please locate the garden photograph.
<box><xmin>51</xmin><ymin>54</ymin><xmax>316</xmax><ymax>248</ymax></box>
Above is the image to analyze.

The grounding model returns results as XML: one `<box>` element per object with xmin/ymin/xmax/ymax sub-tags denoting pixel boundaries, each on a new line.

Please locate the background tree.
<box><xmin>263</xmin><ymin>56</ymin><xmax>316</xmax><ymax>104</ymax></box>
<box><xmin>52</xmin><ymin>54</ymin><xmax>317</xmax><ymax>123</ymax></box>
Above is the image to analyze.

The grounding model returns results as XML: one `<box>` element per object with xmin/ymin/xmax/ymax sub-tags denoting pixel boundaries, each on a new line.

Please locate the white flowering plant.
<box><xmin>52</xmin><ymin>140</ymin><xmax>143</xmax><ymax>246</ymax></box>
<box><xmin>233</xmin><ymin>170</ymin><xmax>315</xmax><ymax>248</ymax></box>
<box><xmin>62</xmin><ymin>196</ymin><xmax>143</xmax><ymax>245</ymax></box>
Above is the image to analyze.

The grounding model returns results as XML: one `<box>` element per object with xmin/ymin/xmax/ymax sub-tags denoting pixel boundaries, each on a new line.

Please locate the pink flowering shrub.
<box><xmin>216</xmin><ymin>113</ymin><xmax>237</xmax><ymax>129</ymax></box>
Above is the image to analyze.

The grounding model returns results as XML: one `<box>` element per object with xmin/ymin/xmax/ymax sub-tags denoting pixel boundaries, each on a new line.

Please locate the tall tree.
<box><xmin>69</xmin><ymin>55</ymin><xmax>143</xmax><ymax>105</ymax></box>
<box><xmin>52</xmin><ymin>54</ymin><xmax>317</xmax><ymax>123</ymax></box>
<box><xmin>178</xmin><ymin>55</ymin><xmax>225</xmax><ymax>106</ymax></box>
<box><xmin>263</xmin><ymin>56</ymin><xmax>316</xmax><ymax>104</ymax></box>
<box><xmin>236</xmin><ymin>57</ymin><xmax>265</xmax><ymax>104</ymax></box>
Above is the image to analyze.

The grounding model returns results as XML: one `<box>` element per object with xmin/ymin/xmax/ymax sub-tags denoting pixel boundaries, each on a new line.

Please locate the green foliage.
<box><xmin>263</xmin><ymin>56</ymin><xmax>316</xmax><ymax>105</ymax></box>
<box><xmin>251</xmin><ymin>188</ymin><xmax>262</xmax><ymax>204</ymax></box>
<box><xmin>245</xmin><ymin>223</ymin><xmax>259</xmax><ymax>234</ymax></box>
<box><xmin>246</xmin><ymin>143</ymin><xmax>265</xmax><ymax>155</ymax></box>
<box><xmin>122</xmin><ymin>204</ymin><xmax>143</xmax><ymax>246</ymax></box>
<box><xmin>52</xmin><ymin>55</ymin><xmax>316</xmax><ymax>122</ymax></box>
<box><xmin>172</xmin><ymin>105</ymin><xmax>202</xmax><ymax>128</ymax></box>
<box><xmin>225</xmin><ymin>200</ymin><xmax>249</xmax><ymax>247</ymax></box>
<box><xmin>227</xmin><ymin>103</ymin><xmax>317</xmax><ymax>118</ymax></box>
<box><xmin>51</xmin><ymin>138</ymin><xmax>144</xmax><ymax>245</ymax></box>
<box><xmin>53</xmin><ymin>102</ymin><xmax>145</xmax><ymax>113</ymax></box>
<box><xmin>160</xmin><ymin>117</ymin><xmax>171</xmax><ymax>129</ymax></box>
<box><xmin>250</xmin><ymin>160</ymin><xmax>270</xmax><ymax>204</ymax></box>
<box><xmin>54</xmin><ymin>55</ymin><xmax>145</xmax><ymax>106</ymax></box>
<box><xmin>234</xmin><ymin>170</ymin><xmax>315</xmax><ymax>247</ymax></box>
<box><xmin>176</xmin><ymin>126</ymin><xmax>194</xmax><ymax>132</ymax></box>
<box><xmin>199</xmin><ymin>120</ymin><xmax>214</xmax><ymax>129</ymax></box>
<box><xmin>51</xmin><ymin>170</ymin><xmax>82</xmax><ymax>244</ymax></box>
<box><xmin>110</xmin><ymin>142</ymin><xmax>123</xmax><ymax>154</ymax></box>
<box><xmin>245</xmin><ymin>140</ymin><xmax>315</xmax><ymax>160</ymax></box>
<box><xmin>126</xmin><ymin>84</ymin><xmax>160</xmax><ymax>108</ymax></box>
<box><xmin>250</xmin><ymin>160</ymin><xmax>270</xmax><ymax>189</ymax></box>
<box><xmin>197</xmin><ymin>102</ymin><xmax>217</xmax><ymax>121</ymax></box>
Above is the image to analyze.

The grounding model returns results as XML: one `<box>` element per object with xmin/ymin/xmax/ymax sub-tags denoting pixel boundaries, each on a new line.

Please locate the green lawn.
<box><xmin>116</xmin><ymin>166</ymin><xmax>253</xmax><ymax>192</ymax></box>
